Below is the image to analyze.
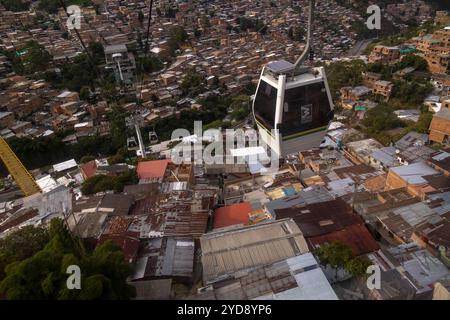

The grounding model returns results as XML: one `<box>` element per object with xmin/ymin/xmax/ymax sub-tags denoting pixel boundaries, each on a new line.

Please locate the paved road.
<box><xmin>346</xmin><ymin>38</ymin><xmax>376</xmax><ymax>57</ymax></box>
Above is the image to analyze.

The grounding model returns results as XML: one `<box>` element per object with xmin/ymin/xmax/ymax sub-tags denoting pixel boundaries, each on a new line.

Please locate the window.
<box><xmin>280</xmin><ymin>81</ymin><xmax>332</xmax><ymax>137</ymax></box>
<box><xmin>254</xmin><ymin>80</ymin><xmax>277</xmax><ymax>130</ymax></box>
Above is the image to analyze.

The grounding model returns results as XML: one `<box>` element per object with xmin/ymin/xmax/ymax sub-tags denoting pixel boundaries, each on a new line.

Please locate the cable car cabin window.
<box><xmin>254</xmin><ymin>80</ymin><xmax>277</xmax><ymax>130</ymax></box>
<box><xmin>281</xmin><ymin>82</ymin><xmax>331</xmax><ymax>137</ymax></box>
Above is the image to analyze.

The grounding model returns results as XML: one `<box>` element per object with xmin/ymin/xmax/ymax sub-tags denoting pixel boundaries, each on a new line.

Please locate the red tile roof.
<box><xmin>214</xmin><ymin>202</ymin><xmax>252</xmax><ymax>229</ymax></box>
<box><xmin>137</xmin><ymin>159</ymin><xmax>171</xmax><ymax>179</ymax></box>
<box><xmin>80</xmin><ymin>160</ymin><xmax>97</xmax><ymax>179</ymax></box>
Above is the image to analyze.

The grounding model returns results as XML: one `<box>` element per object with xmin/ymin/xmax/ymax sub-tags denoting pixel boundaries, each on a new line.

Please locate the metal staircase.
<box><xmin>0</xmin><ymin>137</ymin><xmax>41</xmax><ymax>197</ymax></box>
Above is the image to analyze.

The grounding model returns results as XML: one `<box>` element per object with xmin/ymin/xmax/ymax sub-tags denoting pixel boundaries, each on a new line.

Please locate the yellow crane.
<box><xmin>0</xmin><ymin>137</ymin><xmax>41</xmax><ymax>197</ymax></box>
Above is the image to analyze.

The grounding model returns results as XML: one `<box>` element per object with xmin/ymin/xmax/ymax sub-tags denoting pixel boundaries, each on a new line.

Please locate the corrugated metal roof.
<box><xmin>195</xmin><ymin>253</ymin><xmax>337</xmax><ymax>300</ymax></box>
<box><xmin>274</xmin><ymin>198</ymin><xmax>362</xmax><ymax>237</ymax></box>
<box><xmin>265</xmin><ymin>186</ymin><xmax>333</xmax><ymax>217</ymax></box>
<box><xmin>200</xmin><ymin>219</ymin><xmax>309</xmax><ymax>284</ymax></box>
<box><xmin>308</xmin><ymin>224</ymin><xmax>379</xmax><ymax>256</ymax></box>
<box><xmin>132</xmin><ymin>237</ymin><xmax>195</xmax><ymax>279</ymax></box>
<box><xmin>53</xmin><ymin>159</ymin><xmax>77</xmax><ymax>172</ymax></box>
<box><xmin>391</xmin><ymin>162</ymin><xmax>437</xmax><ymax>185</ymax></box>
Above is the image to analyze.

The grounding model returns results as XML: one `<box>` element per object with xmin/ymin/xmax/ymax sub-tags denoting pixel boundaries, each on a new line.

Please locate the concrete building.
<box><xmin>104</xmin><ymin>44</ymin><xmax>136</xmax><ymax>85</ymax></box>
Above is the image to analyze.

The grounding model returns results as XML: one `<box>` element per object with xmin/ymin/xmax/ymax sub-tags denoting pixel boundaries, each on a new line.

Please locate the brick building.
<box><xmin>373</xmin><ymin>80</ymin><xmax>394</xmax><ymax>101</ymax></box>
<box><xmin>429</xmin><ymin>108</ymin><xmax>450</xmax><ymax>143</ymax></box>
<box><xmin>368</xmin><ymin>46</ymin><xmax>400</xmax><ymax>64</ymax></box>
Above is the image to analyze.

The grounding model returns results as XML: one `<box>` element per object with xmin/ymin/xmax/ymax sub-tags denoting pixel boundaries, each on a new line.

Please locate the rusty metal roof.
<box><xmin>274</xmin><ymin>198</ymin><xmax>362</xmax><ymax>237</ymax></box>
<box><xmin>308</xmin><ymin>224</ymin><xmax>379</xmax><ymax>256</ymax></box>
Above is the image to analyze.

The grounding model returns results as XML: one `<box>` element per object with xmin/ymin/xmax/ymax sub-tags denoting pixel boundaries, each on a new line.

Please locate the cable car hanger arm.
<box><xmin>293</xmin><ymin>0</ymin><xmax>315</xmax><ymax>72</ymax></box>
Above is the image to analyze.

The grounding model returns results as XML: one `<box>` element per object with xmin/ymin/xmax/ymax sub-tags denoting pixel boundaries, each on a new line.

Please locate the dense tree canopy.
<box><xmin>108</xmin><ymin>104</ymin><xmax>128</xmax><ymax>150</ymax></box>
<box><xmin>398</xmin><ymin>54</ymin><xmax>428</xmax><ymax>72</ymax></box>
<box><xmin>151</xmin><ymin>94</ymin><xmax>230</xmax><ymax>141</ymax></box>
<box><xmin>230</xmin><ymin>95</ymin><xmax>250</xmax><ymax>121</ymax></box>
<box><xmin>81</xmin><ymin>169</ymin><xmax>138</xmax><ymax>195</ymax></box>
<box><xmin>0</xmin><ymin>226</ymin><xmax>49</xmax><ymax>280</ymax></box>
<box><xmin>38</xmin><ymin>0</ymin><xmax>92</xmax><ymax>14</ymax></box>
<box><xmin>8</xmin><ymin>134</ymin><xmax>117</xmax><ymax>170</ymax></box>
<box><xmin>180</xmin><ymin>69</ymin><xmax>205</xmax><ymax>96</ymax></box>
<box><xmin>88</xmin><ymin>41</ymin><xmax>105</xmax><ymax>64</ymax></box>
<box><xmin>362</xmin><ymin>104</ymin><xmax>404</xmax><ymax>133</ymax></box>
<box><xmin>15</xmin><ymin>41</ymin><xmax>52</xmax><ymax>75</ymax></box>
<box><xmin>235</xmin><ymin>17</ymin><xmax>267</xmax><ymax>34</ymax></box>
<box><xmin>168</xmin><ymin>26</ymin><xmax>188</xmax><ymax>56</ymax></box>
<box><xmin>413</xmin><ymin>110</ymin><xmax>433</xmax><ymax>134</ymax></box>
<box><xmin>137</xmin><ymin>55</ymin><xmax>163</xmax><ymax>74</ymax></box>
<box><xmin>391</xmin><ymin>80</ymin><xmax>434</xmax><ymax>107</ymax></box>
<box><xmin>0</xmin><ymin>219</ymin><xmax>135</xmax><ymax>300</ymax></box>
<box><xmin>288</xmin><ymin>26</ymin><xmax>306</xmax><ymax>41</ymax></box>
<box><xmin>325</xmin><ymin>60</ymin><xmax>366</xmax><ymax>101</ymax></box>
<box><xmin>0</xmin><ymin>0</ymin><xmax>30</xmax><ymax>11</ymax></box>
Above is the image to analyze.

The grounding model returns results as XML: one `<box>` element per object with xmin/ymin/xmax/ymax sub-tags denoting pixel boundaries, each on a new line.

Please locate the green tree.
<box><xmin>108</xmin><ymin>104</ymin><xmax>128</xmax><ymax>149</ymax></box>
<box><xmin>138</xmin><ymin>10</ymin><xmax>144</xmax><ymax>26</ymax></box>
<box><xmin>315</xmin><ymin>241</ymin><xmax>353</xmax><ymax>271</ymax></box>
<box><xmin>0</xmin><ymin>251</ymin><xmax>14</xmax><ymax>281</ymax></box>
<box><xmin>414</xmin><ymin>111</ymin><xmax>433</xmax><ymax>134</ymax></box>
<box><xmin>0</xmin><ymin>219</ymin><xmax>135</xmax><ymax>300</ymax></box>
<box><xmin>231</xmin><ymin>95</ymin><xmax>250</xmax><ymax>121</ymax></box>
<box><xmin>0</xmin><ymin>226</ymin><xmax>49</xmax><ymax>262</ymax></box>
<box><xmin>58</xmin><ymin>53</ymin><xmax>98</xmax><ymax>92</ymax></box>
<box><xmin>180</xmin><ymin>69</ymin><xmax>205</xmax><ymax>96</ymax></box>
<box><xmin>80</xmin><ymin>154</ymin><xmax>95</xmax><ymax>164</ymax></box>
<box><xmin>315</xmin><ymin>241</ymin><xmax>370</xmax><ymax>278</ymax></box>
<box><xmin>399</xmin><ymin>54</ymin><xmax>428</xmax><ymax>72</ymax></box>
<box><xmin>168</xmin><ymin>26</ymin><xmax>188</xmax><ymax>56</ymax></box>
<box><xmin>21</xmin><ymin>41</ymin><xmax>52</xmax><ymax>74</ymax></box>
<box><xmin>363</xmin><ymin>104</ymin><xmax>404</xmax><ymax>133</ymax></box>
<box><xmin>79</xmin><ymin>86</ymin><xmax>91</xmax><ymax>101</ymax></box>
<box><xmin>38</xmin><ymin>0</ymin><xmax>92</xmax><ymax>14</ymax></box>
<box><xmin>325</xmin><ymin>60</ymin><xmax>366</xmax><ymax>101</ymax></box>
<box><xmin>88</xmin><ymin>41</ymin><xmax>105</xmax><ymax>64</ymax></box>
<box><xmin>137</xmin><ymin>55</ymin><xmax>163</xmax><ymax>74</ymax></box>
<box><xmin>81</xmin><ymin>170</ymin><xmax>137</xmax><ymax>195</ymax></box>
<box><xmin>392</xmin><ymin>80</ymin><xmax>433</xmax><ymax>107</ymax></box>
<box><xmin>345</xmin><ymin>257</ymin><xmax>371</xmax><ymax>278</ymax></box>
<box><xmin>194</xmin><ymin>29</ymin><xmax>202</xmax><ymax>38</ymax></box>
<box><xmin>288</xmin><ymin>26</ymin><xmax>305</xmax><ymax>41</ymax></box>
<box><xmin>0</xmin><ymin>226</ymin><xmax>49</xmax><ymax>280</ymax></box>
<box><xmin>0</xmin><ymin>0</ymin><xmax>29</xmax><ymax>11</ymax></box>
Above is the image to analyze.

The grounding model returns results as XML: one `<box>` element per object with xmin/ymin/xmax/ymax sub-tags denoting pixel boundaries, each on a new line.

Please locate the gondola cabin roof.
<box><xmin>262</xmin><ymin>65</ymin><xmax>326</xmax><ymax>89</ymax></box>
<box><xmin>266</xmin><ymin>60</ymin><xmax>295</xmax><ymax>74</ymax></box>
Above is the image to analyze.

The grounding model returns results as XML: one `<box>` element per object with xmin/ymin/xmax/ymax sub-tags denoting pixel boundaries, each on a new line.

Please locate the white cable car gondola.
<box><xmin>149</xmin><ymin>130</ymin><xmax>159</xmax><ymax>145</ymax></box>
<box><xmin>127</xmin><ymin>136</ymin><xmax>138</xmax><ymax>151</ymax></box>
<box><xmin>253</xmin><ymin>0</ymin><xmax>334</xmax><ymax>157</ymax></box>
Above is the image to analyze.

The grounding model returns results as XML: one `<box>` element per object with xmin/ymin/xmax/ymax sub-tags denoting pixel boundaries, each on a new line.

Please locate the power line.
<box><xmin>58</xmin><ymin>0</ymin><xmax>99</xmax><ymax>77</ymax></box>
<box><xmin>137</xmin><ymin>0</ymin><xmax>155</xmax><ymax>105</ymax></box>
<box><xmin>143</xmin><ymin>0</ymin><xmax>154</xmax><ymax>58</ymax></box>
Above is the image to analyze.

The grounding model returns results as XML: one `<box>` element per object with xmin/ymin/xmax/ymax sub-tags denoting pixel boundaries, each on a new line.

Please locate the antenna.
<box><xmin>293</xmin><ymin>0</ymin><xmax>315</xmax><ymax>71</ymax></box>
